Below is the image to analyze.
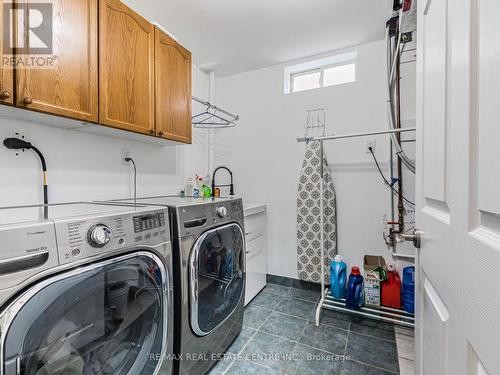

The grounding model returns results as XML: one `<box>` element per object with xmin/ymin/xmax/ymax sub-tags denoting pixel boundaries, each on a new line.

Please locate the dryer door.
<box><xmin>0</xmin><ymin>252</ymin><xmax>169</xmax><ymax>375</ymax></box>
<box><xmin>190</xmin><ymin>223</ymin><xmax>245</xmax><ymax>337</ymax></box>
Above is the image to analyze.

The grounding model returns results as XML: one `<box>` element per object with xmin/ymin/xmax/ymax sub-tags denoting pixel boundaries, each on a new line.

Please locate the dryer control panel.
<box><xmin>175</xmin><ymin>198</ymin><xmax>244</xmax><ymax>238</ymax></box>
<box><xmin>54</xmin><ymin>208</ymin><xmax>170</xmax><ymax>265</ymax></box>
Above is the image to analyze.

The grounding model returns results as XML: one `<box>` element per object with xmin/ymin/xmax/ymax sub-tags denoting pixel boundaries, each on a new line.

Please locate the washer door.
<box><xmin>0</xmin><ymin>252</ymin><xmax>169</xmax><ymax>375</ymax></box>
<box><xmin>190</xmin><ymin>223</ymin><xmax>245</xmax><ymax>337</ymax></box>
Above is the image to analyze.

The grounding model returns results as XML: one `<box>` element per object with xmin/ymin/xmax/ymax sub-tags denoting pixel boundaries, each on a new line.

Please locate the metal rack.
<box><xmin>304</xmin><ymin>108</ymin><xmax>326</xmax><ymax>139</ymax></box>
<box><xmin>320</xmin><ymin>289</ymin><xmax>415</xmax><ymax>328</ymax></box>
<box><xmin>192</xmin><ymin>96</ymin><xmax>240</xmax><ymax>128</ymax></box>
<box><xmin>297</xmin><ymin>126</ymin><xmax>417</xmax><ymax>328</ymax></box>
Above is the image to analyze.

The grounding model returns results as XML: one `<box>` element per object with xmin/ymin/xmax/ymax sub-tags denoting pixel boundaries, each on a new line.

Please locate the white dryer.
<box><xmin>0</xmin><ymin>203</ymin><xmax>174</xmax><ymax>375</ymax></box>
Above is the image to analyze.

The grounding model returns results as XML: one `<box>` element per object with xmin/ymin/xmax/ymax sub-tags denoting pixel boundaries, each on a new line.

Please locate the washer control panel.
<box><xmin>133</xmin><ymin>212</ymin><xmax>166</xmax><ymax>233</ymax></box>
<box><xmin>55</xmin><ymin>208</ymin><xmax>170</xmax><ymax>265</ymax></box>
<box><xmin>87</xmin><ymin>224</ymin><xmax>112</xmax><ymax>248</ymax></box>
<box><xmin>216</xmin><ymin>206</ymin><xmax>228</xmax><ymax>218</ymax></box>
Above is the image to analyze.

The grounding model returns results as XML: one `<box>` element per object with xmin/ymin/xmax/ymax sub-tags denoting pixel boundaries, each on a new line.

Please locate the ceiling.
<box><xmin>127</xmin><ymin>0</ymin><xmax>392</xmax><ymax>77</ymax></box>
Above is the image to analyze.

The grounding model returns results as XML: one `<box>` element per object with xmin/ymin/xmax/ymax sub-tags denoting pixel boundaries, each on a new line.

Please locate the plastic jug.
<box><xmin>402</xmin><ymin>266</ymin><xmax>415</xmax><ymax>313</ymax></box>
<box><xmin>346</xmin><ymin>267</ymin><xmax>365</xmax><ymax>310</ymax></box>
<box><xmin>330</xmin><ymin>255</ymin><xmax>347</xmax><ymax>299</ymax></box>
<box><xmin>381</xmin><ymin>264</ymin><xmax>402</xmax><ymax>308</ymax></box>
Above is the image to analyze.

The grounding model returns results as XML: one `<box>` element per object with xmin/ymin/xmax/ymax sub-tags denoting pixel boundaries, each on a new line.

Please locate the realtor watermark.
<box><xmin>2</xmin><ymin>0</ymin><xmax>58</xmax><ymax>69</ymax></box>
<box><xmin>149</xmin><ymin>352</ymin><xmax>351</xmax><ymax>363</ymax></box>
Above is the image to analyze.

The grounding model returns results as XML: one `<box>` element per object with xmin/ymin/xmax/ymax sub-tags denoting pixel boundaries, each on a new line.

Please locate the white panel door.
<box><xmin>416</xmin><ymin>0</ymin><xmax>500</xmax><ymax>374</ymax></box>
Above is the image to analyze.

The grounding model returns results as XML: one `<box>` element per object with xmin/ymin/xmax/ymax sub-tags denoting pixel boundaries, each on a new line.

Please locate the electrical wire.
<box><xmin>125</xmin><ymin>158</ymin><xmax>137</xmax><ymax>204</ymax></box>
<box><xmin>368</xmin><ymin>147</ymin><xmax>415</xmax><ymax>207</ymax></box>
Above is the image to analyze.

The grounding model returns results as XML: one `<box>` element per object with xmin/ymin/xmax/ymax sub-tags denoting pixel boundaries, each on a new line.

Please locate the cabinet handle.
<box><xmin>0</xmin><ymin>91</ymin><xmax>12</xmax><ymax>100</ymax></box>
<box><xmin>23</xmin><ymin>97</ymin><xmax>33</xmax><ymax>105</ymax></box>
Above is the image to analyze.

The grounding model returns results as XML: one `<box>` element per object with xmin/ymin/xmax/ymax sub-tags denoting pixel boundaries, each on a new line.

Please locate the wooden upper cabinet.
<box><xmin>0</xmin><ymin>1</ymin><xmax>14</xmax><ymax>105</ymax></box>
<box><xmin>155</xmin><ymin>28</ymin><xmax>192</xmax><ymax>144</ymax></box>
<box><xmin>99</xmin><ymin>0</ymin><xmax>155</xmax><ymax>135</ymax></box>
<box><xmin>15</xmin><ymin>0</ymin><xmax>98</xmax><ymax>122</ymax></box>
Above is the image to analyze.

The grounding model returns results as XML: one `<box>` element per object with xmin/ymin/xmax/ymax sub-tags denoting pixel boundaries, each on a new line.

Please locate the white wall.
<box><xmin>214</xmin><ymin>40</ymin><xmax>416</xmax><ymax>280</ymax></box>
<box><xmin>0</xmin><ymin>0</ymin><xmax>211</xmax><ymax>207</ymax></box>
<box><xmin>0</xmin><ymin>64</ymin><xmax>209</xmax><ymax>207</ymax></box>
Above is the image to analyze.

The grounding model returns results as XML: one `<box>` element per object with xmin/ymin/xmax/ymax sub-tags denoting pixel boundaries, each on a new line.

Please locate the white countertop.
<box><xmin>243</xmin><ymin>202</ymin><xmax>267</xmax><ymax>216</ymax></box>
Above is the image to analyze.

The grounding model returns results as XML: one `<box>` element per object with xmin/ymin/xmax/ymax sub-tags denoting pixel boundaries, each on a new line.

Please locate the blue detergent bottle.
<box><xmin>330</xmin><ymin>255</ymin><xmax>347</xmax><ymax>299</ymax></box>
<box><xmin>346</xmin><ymin>266</ymin><xmax>365</xmax><ymax>310</ymax></box>
<box><xmin>402</xmin><ymin>266</ymin><xmax>415</xmax><ymax>313</ymax></box>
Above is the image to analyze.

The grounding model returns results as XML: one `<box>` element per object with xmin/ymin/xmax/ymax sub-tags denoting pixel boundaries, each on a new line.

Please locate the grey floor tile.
<box><xmin>341</xmin><ymin>360</ymin><xmax>396</xmax><ymax>375</ymax></box>
<box><xmin>225</xmin><ymin>360</ymin><xmax>280</xmax><ymax>375</ymax></box>
<box><xmin>398</xmin><ymin>357</ymin><xmax>415</xmax><ymax>375</ymax></box>
<box><xmin>284</xmin><ymin>343</ymin><xmax>343</xmax><ymax>375</ymax></box>
<box><xmin>345</xmin><ymin>332</ymin><xmax>399</xmax><ymax>373</ymax></box>
<box><xmin>243</xmin><ymin>304</ymin><xmax>273</xmax><ymax>329</ymax></box>
<box><xmin>209</xmin><ymin>356</ymin><xmax>234</xmax><ymax>375</ymax></box>
<box><xmin>260</xmin><ymin>311</ymin><xmax>308</xmax><ymax>341</ymax></box>
<box><xmin>395</xmin><ymin>332</ymin><xmax>415</xmax><ymax>361</ymax></box>
<box><xmin>264</xmin><ymin>283</ymin><xmax>291</xmax><ymax>296</ymax></box>
<box><xmin>250</xmin><ymin>291</ymin><xmax>285</xmax><ymax>310</ymax></box>
<box><xmin>275</xmin><ymin>298</ymin><xmax>315</xmax><ymax>321</ymax></box>
<box><xmin>288</xmin><ymin>287</ymin><xmax>321</xmax><ymax>303</ymax></box>
<box><xmin>320</xmin><ymin>310</ymin><xmax>351</xmax><ymax>331</ymax></box>
<box><xmin>299</xmin><ymin>321</ymin><xmax>348</xmax><ymax>354</ymax></box>
<box><xmin>228</xmin><ymin>326</ymin><xmax>257</xmax><ymax>354</ymax></box>
<box><xmin>394</xmin><ymin>326</ymin><xmax>414</xmax><ymax>338</ymax></box>
<box><xmin>350</xmin><ymin>317</ymin><xmax>396</xmax><ymax>342</ymax></box>
<box><xmin>240</xmin><ymin>331</ymin><xmax>297</xmax><ymax>372</ymax></box>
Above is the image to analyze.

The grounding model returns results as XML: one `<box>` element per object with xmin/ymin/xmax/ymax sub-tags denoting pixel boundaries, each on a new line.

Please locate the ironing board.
<box><xmin>297</xmin><ymin>141</ymin><xmax>337</xmax><ymax>284</ymax></box>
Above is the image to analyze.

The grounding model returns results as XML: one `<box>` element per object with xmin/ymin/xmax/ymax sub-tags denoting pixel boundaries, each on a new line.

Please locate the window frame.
<box><xmin>284</xmin><ymin>51</ymin><xmax>357</xmax><ymax>94</ymax></box>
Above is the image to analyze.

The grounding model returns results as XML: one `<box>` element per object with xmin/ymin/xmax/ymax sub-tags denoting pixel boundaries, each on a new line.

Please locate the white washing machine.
<box><xmin>0</xmin><ymin>202</ymin><xmax>174</xmax><ymax>375</ymax></box>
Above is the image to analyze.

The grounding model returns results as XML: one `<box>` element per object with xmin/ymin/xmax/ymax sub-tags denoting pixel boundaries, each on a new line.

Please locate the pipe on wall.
<box><xmin>207</xmin><ymin>71</ymin><xmax>216</xmax><ymax>177</ymax></box>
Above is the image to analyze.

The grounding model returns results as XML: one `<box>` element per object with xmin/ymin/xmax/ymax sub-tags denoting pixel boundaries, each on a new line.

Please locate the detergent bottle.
<box><xmin>381</xmin><ymin>263</ymin><xmax>402</xmax><ymax>308</ymax></box>
<box><xmin>330</xmin><ymin>255</ymin><xmax>347</xmax><ymax>299</ymax></box>
<box><xmin>346</xmin><ymin>267</ymin><xmax>365</xmax><ymax>310</ymax></box>
<box><xmin>403</xmin><ymin>266</ymin><xmax>415</xmax><ymax>313</ymax></box>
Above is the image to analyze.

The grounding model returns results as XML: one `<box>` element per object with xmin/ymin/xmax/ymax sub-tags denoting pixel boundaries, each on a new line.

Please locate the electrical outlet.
<box><xmin>121</xmin><ymin>148</ymin><xmax>131</xmax><ymax>165</ymax></box>
<box><xmin>366</xmin><ymin>139</ymin><xmax>376</xmax><ymax>153</ymax></box>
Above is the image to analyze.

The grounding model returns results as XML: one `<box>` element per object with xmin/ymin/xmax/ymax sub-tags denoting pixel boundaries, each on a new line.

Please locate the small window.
<box><xmin>291</xmin><ymin>70</ymin><xmax>321</xmax><ymax>93</ymax></box>
<box><xmin>284</xmin><ymin>51</ymin><xmax>357</xmax><ymax>94</ymax></box>
<box><xmin>323</xmin><ymin>63</ymin><xmax>356</xmax><ymax>87</ymax></box>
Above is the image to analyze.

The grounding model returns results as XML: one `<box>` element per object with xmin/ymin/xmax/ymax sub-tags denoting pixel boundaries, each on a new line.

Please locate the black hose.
<box><xmin>31</xmin><ymin>146</ymin><xmax>48</xmax><ymax>219</ymax></box>
<box><xmin>368</xmin><ymin>147</ymin><xmax>415</xmax><ymax>207</ymax></box>
<box><xmin>125</xmin><ymin>158</ymin><xmax>137</xmax><ymax>204</ymax></box>
<box><xmin>3</xmin><ymin>138</ymin><xmax>49</xmax><ymax>219</ymax></box>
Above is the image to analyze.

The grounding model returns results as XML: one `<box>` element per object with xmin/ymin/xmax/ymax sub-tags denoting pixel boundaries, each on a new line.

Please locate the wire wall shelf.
<box><xmin>304</xmin><ymin>108</ymin><xmax>326</xmax><ymax>140</ymax></box>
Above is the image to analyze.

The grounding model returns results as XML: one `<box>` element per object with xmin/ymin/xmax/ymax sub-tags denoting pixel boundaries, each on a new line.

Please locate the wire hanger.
<box><xmin>192</xmin><ymin>96</ymin><xmax>240</xmax><ymax>129</ymax></box>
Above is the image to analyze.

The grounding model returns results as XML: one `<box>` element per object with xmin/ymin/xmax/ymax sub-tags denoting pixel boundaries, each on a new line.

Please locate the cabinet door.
<box><xmin>0</xmin><ymin>0</ymin><xmax>14</xmax><ymax>105</ymax></box>
<box><xmin>100</xmin><ymin>0</ymin><xmax>155</xmax><ymax>135</ymax></box>
<box><xmin>155</xmin><ymin>28</ymin><xmax>192</xmax><ymax>143</ymax></box>
<box><xmin>15</xmin><ymin>0</ymin><xmax>98</xmax><ymax>122</ymax></box>
<box><xmin>245</xmin><ymin>235</ymin><xmax>267</xmax><ymax>306</ymax></box>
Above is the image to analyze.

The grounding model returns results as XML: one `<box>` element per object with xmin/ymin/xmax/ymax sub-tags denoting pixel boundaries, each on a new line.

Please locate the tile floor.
<box><xmin>395</xmin><ymin>326</ymin><xmax>415</xmax><ymax>375</ymax></box>
<box><xmin>209</xmin><ymin>282</ymin><xmax>412</xmax><ymax>375</ymax></box>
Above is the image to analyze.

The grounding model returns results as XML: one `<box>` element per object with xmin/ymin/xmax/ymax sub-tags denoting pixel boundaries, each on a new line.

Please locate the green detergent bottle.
<box><xmin>202</xmin><ymin>184</ymin><xmax>212</xmax><ymax>198</ymax></box>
